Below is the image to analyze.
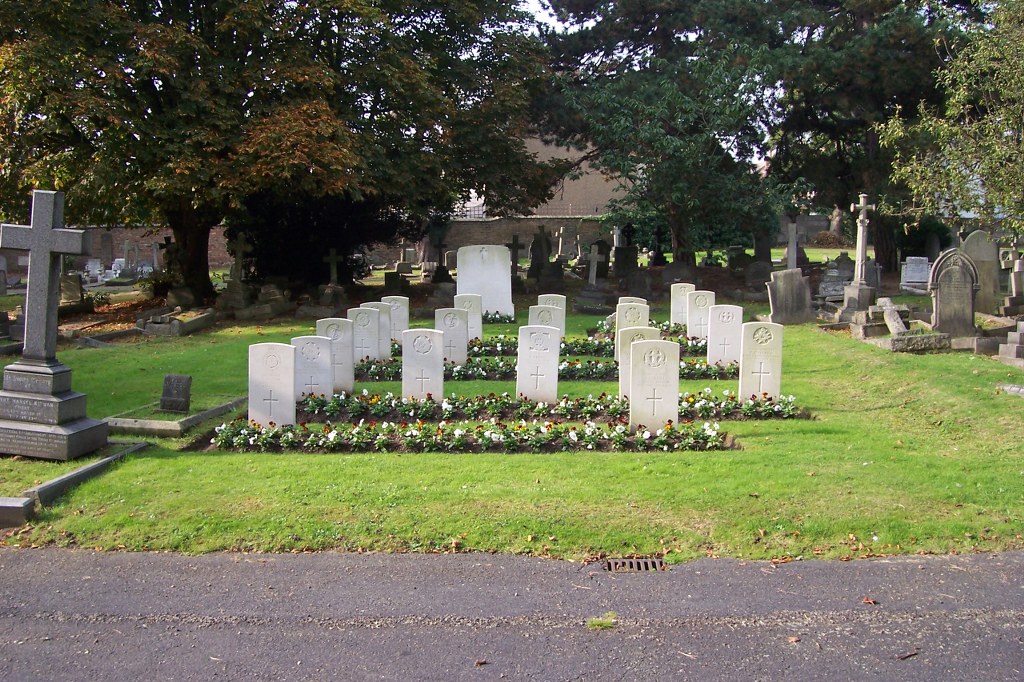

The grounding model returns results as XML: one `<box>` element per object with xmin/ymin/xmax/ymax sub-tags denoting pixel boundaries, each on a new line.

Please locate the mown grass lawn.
<box><xmin>2</xmin><ymin>301</ymin><xmax>1022</xmax><ymax>563</ymax></box>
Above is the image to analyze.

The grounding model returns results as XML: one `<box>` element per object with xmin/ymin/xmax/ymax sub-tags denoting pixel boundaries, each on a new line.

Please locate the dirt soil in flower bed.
<box><xmin>58</xmin><ymin>299</ymin><xmax>167</xmax><ymax>335</ymax></box>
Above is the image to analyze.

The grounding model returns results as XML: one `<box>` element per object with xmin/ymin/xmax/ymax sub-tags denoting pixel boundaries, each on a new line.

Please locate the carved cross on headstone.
<box><xmin>646</xmin><ymin>387</ymin><xmax>663</xmax><ymax>417</ymax></box>
<box><xmin>229</xmin><ymin>233</ymin><xmax>253</xmax><ymax>283</ymax></box>
<box><xmin>263</xmin><ymin>389</ymin><xmax>279</xmax><ymax>418</ymax></box>
<box><xmin>323</xmin><ymin>247</ymin><xmax>343</xmax><ymax>286</ymax></box>
<box><xmin>850</xmin><ymin>193</ymin><xmax>876</xmax><ymax>286</ymax></box>
<box><xmin>416</xmin><ymin>370</ymin><xmax>431</xmax><ymax>392</ymax></box>
<box><xmin>587</xmin><ymin>244</ymin><xmax>606</xmax><ymax>286</ymax></box>
<box><xmin>752</xmin><ymin>360</ymin><xmax>772</xmax><ymax>393</ymax></box>
<box><xmin>531</xmin><ymin>367</ymin><xmax>545</xmax><ymax>390</ymax></box>
<box><xmin>0</xmin><ymin>191</ymin><xmax>86</xmax><ymax>364</ymax></box>
<box><xmin>505</xmin><ymin>234</ymin><xmax>524</xmax><ymax>275</ymax></box>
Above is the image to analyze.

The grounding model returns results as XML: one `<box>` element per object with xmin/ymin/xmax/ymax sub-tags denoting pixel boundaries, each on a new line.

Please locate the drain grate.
<box><xmin>602</xmin><ymin>557</ymin><xmax>666</xmax><ymax>572</ymax></box>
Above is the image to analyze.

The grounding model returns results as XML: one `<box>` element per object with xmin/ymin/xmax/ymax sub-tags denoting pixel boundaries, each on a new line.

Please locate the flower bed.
<box><xmin>385</xmin><ymin>333</ymin><xmax>708</xmax><ymax>359</ymax></box>
<box><xmin>357</xmin><ymin>357</ymin><xmax>737</xmax><ymax>381</ymax></box>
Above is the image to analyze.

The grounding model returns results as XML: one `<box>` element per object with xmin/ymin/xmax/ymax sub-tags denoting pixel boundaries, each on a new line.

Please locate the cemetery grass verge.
<box><xmin>2</xmin><ymin>317</ymin><xmax>1023</xmax><ymax>562</ymax></box>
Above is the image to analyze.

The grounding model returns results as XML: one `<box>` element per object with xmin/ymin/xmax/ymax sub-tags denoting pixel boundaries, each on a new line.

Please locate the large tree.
<box><xmin>0</xmin><ymin>1</ymin><xmax>559</xmax><ymax>298</ymax></box>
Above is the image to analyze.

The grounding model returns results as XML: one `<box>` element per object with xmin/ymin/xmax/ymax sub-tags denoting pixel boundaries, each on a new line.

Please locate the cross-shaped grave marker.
<box><xmin>505</xmin><ymin>234</ymin><xmax>524</xmax><ymax>275</ymax></box>
<box><xmin>229</xmin><ymin>232</ymin><xmax>253</xmax><ymax>283</ymax></box>
<box><xmin>850</xmin><ymin>193</ymin><xmax>876</xmax><ymax>286</ymax></box>
<box><xmin>587</xmin><ymin>244</ymin><xmax>606</xmax><ymax>286</ymax></box>
<box><xmin>323</xmin><ymin>247</ymin><xmax>343</xmax><ymax>285</ymax></box>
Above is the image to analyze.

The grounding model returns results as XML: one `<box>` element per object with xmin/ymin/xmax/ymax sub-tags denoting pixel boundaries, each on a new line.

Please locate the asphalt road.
<box><xmin>1</xmin><ymin>549</ymin><xmax>1021</xmax><ymax>681</ymax></box>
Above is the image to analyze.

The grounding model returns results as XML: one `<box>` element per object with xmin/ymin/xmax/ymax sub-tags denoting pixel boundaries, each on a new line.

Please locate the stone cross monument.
<box><xmin>836</xmin><ymin>193</ymin><xmax>878</xmax><ymax>321</ymax></box>
<box><xmin>0</xmin><ymin>191</ymin><xmax>108</xmax><ymax>460</ymax></box>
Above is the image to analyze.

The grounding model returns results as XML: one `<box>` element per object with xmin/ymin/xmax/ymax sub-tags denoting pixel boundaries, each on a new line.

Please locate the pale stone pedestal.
<box><xmin>835</xmin><ymin>284</ymin><xmax>876</xmax><ymax>323</ymax></box>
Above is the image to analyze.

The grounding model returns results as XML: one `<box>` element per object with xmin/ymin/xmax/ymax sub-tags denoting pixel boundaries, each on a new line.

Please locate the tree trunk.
<box><xmin>668</xmin><ymin>205</ymin><xmax>696</xmax><ymax>266</ymax></box>
<box><xmin>873</xmin><ymin>218</ymin><xmax>899</xmax><ymax>274</ymax></box>
<box><xmin>165</xmin><ymin>201</ymin><xmax>216</xmax><ymax>302</ymax></box>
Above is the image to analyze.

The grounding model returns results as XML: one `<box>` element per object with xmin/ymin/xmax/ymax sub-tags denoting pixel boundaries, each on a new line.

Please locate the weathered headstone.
<box><xmin>434</xmin><ymin>307</ymin><xmax>469</xmax><ymax>364</ymax></box>
<box><xmin>929</xmin><ymin>248</ymin><xmax>979</xmax><ymax>338</ymax></box>
<box><xmin>315</xmin><ymin>318</ymin><xmax>355</xmax><ymax>395</ymax></box>
<box><xmin>528</xmin><ymin>305</ymin><xmax>565</xmax><ymax>340</ymax></box>
<box><xmin>291</xmin><ymin>335</ymin><xmax>334</xmax><ymax>399</ymax></box>
<box><xmin>670</xmin><ymin>283</ymin><xmax>696</xmax><ymax>327</ymax></box>
<box><xmin>402</xmin><ymin>329</ymin><xmax>444</xmax><ymax>400</ymax></box>
<box><xmin>585</xmin><ymin>243</ymin><xmax>606</xmax><ymax>286</ymax></box>
<box><xmin>833</xmin><ymin>252</ymin><xmax>855</xmax><ymax>281</ymax></box>
<box><xmin>59</xmin><ymin>273</ymin><xmax>84</xmax><ymax>305</ymax></box>
<box><xmin>380</xmin><ymin>295</ymin><xmax>410</xmax><ymax>347</ymax></box>
<box><xmin>739</xmin><ymin>322</ymin><xmax>784</xmax><ymax>399</ymax></box>
<box><xmin>456</xmin><ymin>245</ymin><xmax>514</xmax><ymax>316</ymax></box>
<box><xmin>628</xmin><ymin>340</ymin><xmax>680</xmax><ymax>433</ymax></box>
<box><xmin>527</xmin><ymin>227</ymin><xmax>552</xmax><ymax>279</ymax></box>
<box><xmin>614</xmin><ymin>302</ymin><xmax>650</xmax><ymax>361</ymax></box>
<box><xmin>685</xmin><ymin>290</ymin><xmax>716</xmax><ymax>340</ymax></box>
<box><xmin>515</xmin><ymin>325</ymin><xmax>560</xmax><ymax>403</ymax></box>
<box><xmin>160</xmin><ymin>374</ymin><xmax>192</xmax><ymax>413</ymax></box>
<box><xmin>616</xmin><ymin>326</ymin><xmax>661</xmax><ymax>398</ymax></box>
<box><xmin>347</xmin><ymin>307</ymin><xmax>381</xmax><ymax>361</ymax></box>
<box><xmin>592</xmin><ymin>239</ymin><xmax>611</xmax><ymax>279</ymax></box>
<box><xmin>767</xmin><ymin>268</ymin><xmax>815</xmax><ymax>325</ymax></box>
<box><xmin>707</xmin><ymin>304</ymin><xmax>743</xmax><ymax>366</ymax></box>
<box><xmin>0</xmin><ymin>190</ymin><xmax>108</xmax><ymax>460</ymax></box>
<box><xmin>248</xmin><ymin>342</ymin><xmax>296</xmax><ymax>426</ymax></box>
<box><xmin>453</xmin><ymin>293</ymin><xmax>484</xmax><ymax>342</ymax></box>
<box><xmin>818</xmin><ymin>265</ymin><xmax>847</xmax><ymax>300</ymax></box>
<box><xmin>961</xmin><ymin>230</ymin><xmax>999</xmax><ymax>314</ymax></box>
<box><xmin>360</xmin><ymin>302</ymin><xmax>394</xmax><ymax>358</ymax></box>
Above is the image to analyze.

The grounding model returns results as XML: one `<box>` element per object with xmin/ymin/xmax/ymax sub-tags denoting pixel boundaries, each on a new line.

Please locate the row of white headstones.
<box><xmin>247</xmin><ymin>288</ymin><xmax>784</xmax><ymax>433</ymax></box>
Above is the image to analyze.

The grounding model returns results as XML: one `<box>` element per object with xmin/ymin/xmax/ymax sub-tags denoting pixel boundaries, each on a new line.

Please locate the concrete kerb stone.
<box><xmin>106</xmin><ymin>396</ymin><xmax>246</xmax><ymax>437</ymax></box>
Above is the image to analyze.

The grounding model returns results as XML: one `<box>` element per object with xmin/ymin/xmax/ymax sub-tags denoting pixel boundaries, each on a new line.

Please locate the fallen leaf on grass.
<box><xmin>862</xmin><ymin>597</ymin><xmax>877</xmax><ymax>605</ymax></box>
<box><xmin>895</xmin><ymin>648</ymin><xmax>920</xmax><ymax>661</ymax></box>
<box><xmin>787</xmin><ymin>636</ymin><xmax>801</xmax><ymax>644</ymax></box>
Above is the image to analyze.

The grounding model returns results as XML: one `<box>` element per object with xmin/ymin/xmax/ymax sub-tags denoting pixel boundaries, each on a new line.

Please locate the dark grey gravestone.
<box><xmin>99</xmin><ymin>231</ymin><xmax>114</xmax><ymax>265</ymax></box>
<box><xmin>961</xmin><ymin>230</ymin><xmax>999</xmax><ymax>315</ymax></box>
<box><xmin>0</xmin><ymin>191</ymin><xmax>108</xmax><ymax>460</ymax></box>
<box><xmin>833</xmin><ymin>252</ymin><xmax>855</xmax><ymax>281</ymax></box>
<box><xmin>766</xmin><ymin>268</ymin><xmax>816</xmax><ymax>325</ymax></box>
<box><xmin>160</xmin><ymin>374</ymin><xmax>192</xmax><ymax>413</ymax></box>
<box><xmin>929</xmin><ymin>248</ymin><xmax>979</xmax><ymax>338</ymax></box>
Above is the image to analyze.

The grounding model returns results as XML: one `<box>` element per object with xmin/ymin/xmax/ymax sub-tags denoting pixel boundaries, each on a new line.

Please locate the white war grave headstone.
<box><xmin>454</xmin><ymin>293</ymin><xmax>484</xmax><ymax>342</ymax></box>
<box><xmin>402</xmin><ymin>329</ymin><xmax>444</xmax><ymax>400</ymax></box>
<box><xmin>739</xmin><ymin>322</ymin><xmax>784</xmax><ymax>399</ymax></box>
<box><xmin>248</xmin><ymin>342</ymin><xmax>296</xmax><ymax>426</ymax></box>
<box><xmin>618</xmin><ymin>296</ymin><xmax>647</xmax><ymax>305</ymax></box>
<box><xmin>434</xmin><ymin>307</ymin><xmax>469</xmax><ymax>364</ymax></box>
<box><xmin>537</xmin><ymin>294</ymin><xmax>567</xmax><ymax>337</ymax></box>
<box><xmin>685</xmin><ymin>290</ymin><xmax>716</xmax><ymax>340</ymax></box>
<box><xmin>929</xmin><ymin>248</ymin><xmax>979</xmax><ymax>338</ymax></box>
<box><xmin>528</xmin><ymin>304</ymin><xmax>565</xmax><ymax>339</ymax></box>
<box><xmin>616</xmin><ymin>325</ymin><xmax>661</xmax><ymax>398</ymax></box>
<box><xmin>315</xmin><ymin>318</ymin><xmax>355</xmax><ymax>394</ymax></box>
<box><xmin>360</xmin><ymin>302</ymin><xmax>394</xmax><ymax>358</ymax></box>
<box><xmin>515</xmin><ymin>325</ymin><xmax>560</xmax><ymax>403</ymax></box>
<box><xmin>347</xmin><ymin>306</ymin><xmax>381</xmax><ymax>361</ymax></box>
<box><xmin>381</xmin><ymin>295</ymin><xmax>410</xmax><ymax>347</ymax></box>
<box><xmin>628</xmin><ymin>340</ymin><xmax>680</xmax><ymax>433</ymax></box>
<box><xmin>670</xmin><ymin>283</ymin><xmax>695</xmax><ymax>327</ymax></box>
<box><xmin>456</xmin><ymin>245</ymin><xmax>514</xmax><ymax>316</ymax></box>
<box><xmin>707</xmin><ymin>304</ymin><xmax>743</xmax><ymax>366</ymax></box>
<box><xmin>291</xmin><ymin>335</ymin><xmax>334</xmax><ymax>399</ymax></box>
<box><xmin>0</xmin><ymin>190</ymin><xmax>108</xmax><ymax>460</ymax></box>
<box><xmin>614</xmin><ymin>302</ymin><xmax>650</xmax><ymax>361</ymax></box>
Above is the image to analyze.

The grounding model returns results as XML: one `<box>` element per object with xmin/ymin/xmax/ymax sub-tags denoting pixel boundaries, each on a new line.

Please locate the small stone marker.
<box><xmin>614</xmin><ymin>302</ymin><xmax>650</xmax><ymax>361</ymax></box>
<box><xmin>685</xmin><ymin>290</ymin><xmax>716</xmax><ymax>340</ymax></box>
<box><xmin>739</xmin><ymin>322</ymin><xmax>784</xmax><ymax>399</ymax></box>
<box><xmin>455</xmin><ymin>245</ymin><xmax>514</xmax><ymax>316</ymax></box>
<box><xmin>628</xmin><ymin>340</ymin><xmax>680</xmax><ymax>433</ymax></box>
<box><xmin>160</xmin><ymin>374</ymin><xmax>192</xmax><ymax>413</ymax></box>
<box><xmin>670</xmin><ymin>283</ymin><xmax>696</xmax><ymax>327</ymax></box>
<box><xmin>381</xmin><ymin>295</ymin><xmax>410</xmax><ymax>346</ymax></box>
<box><xmin>616</xmin><ymin>326</ymin><xmax>661</xmax><ymax>398</ymax></box>
<box><xmin>929</xmin><ymin>248</ymin><xmax>980</xmax><ymax>338</ymax></box>
<box><xmin>528</xmin><ymin>304</ymin><xmax>565</xmax><ymax>339</ymax></box>
<box><xmin>707</xmin><ymin>304</ymin><xmax>743</xmax><ymax>366</ymax></box>
<box><xmin>291</xmin><ymin>335</ymin><xmax>334</xmax><ymax>399</ymax></box>
<box><xmin>360</xmin><ymin>302</ymin><xmax>394</xmax><ymax>358</ymax></box>
<box><xmin>402</xmin><ymin>329</ymin><xmax>444</xmax><ymax>399</ymax></box>
<box><xmin>315</xmin><ymin>318</ymin><xmax>355</xmax><ymax>394</ymax></box>
<box><xmin>248</xmin><ymin>342</ymin><xmax>296</xmax><ymax>426</ymax></box>
<box><xmin>347</xmin><ymin>307</ymin><xmax>381</xmax><ymax>361</ymax></box>
<box><xmin>434</xmin><ymin>307</ymin><xmax>469</xmax><ymax>364</ymax></box>
<box><xmin>515</xmin><ymin>325</ymin><xmax>560</xmax><ymax>403</ymax></box>
<box><xmin>454</xmin><ymin>293</ymin><xmax>484</xmax><ymax>342</ymax></box>
<box><xmin>767</xmin><ymin>269</ymin><xmax>815</xmax><ymax>325</ymax></box>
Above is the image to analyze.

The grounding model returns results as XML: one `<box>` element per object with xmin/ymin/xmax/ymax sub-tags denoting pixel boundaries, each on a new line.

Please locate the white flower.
<box><xmin>569</xmin><ymin>431</ymin><xmax>578</xmax><ymax>442</ymax></box>
<box><xmin>642</xmin><ymin>430</ymin><xmax>651</xmax><ymax>439</ymax></box>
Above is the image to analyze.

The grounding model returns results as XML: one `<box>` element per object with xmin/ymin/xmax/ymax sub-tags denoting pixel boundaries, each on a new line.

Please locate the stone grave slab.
<box><xmin>618</xmin><ymin>296</ymin><xmax>647</xmax><ymax>305</ymax></box>
<box><xmin>434</xmin><ymin>307</ymin><xmax>469</xmax><ymax>364</ymax></box>
<box><xmin>347</xmin><ymin>307</ymin><xmax>381</xmax><ymax>361</ymax></box>
<box><xmin>767</xmin><ymin>268</ymin><xmax>815</xmax><ymax>325</ymax></box>
<box><xmin>962</xmin><ymin>230</ymin><xmax>999</xmax><ymax>314</ymax></box>
<box><xmin>901</xmin><ymin>256</ymin><xmax>931</xmax><ymax>292</ymax></box>
<box><xmin>739</xmin><ymin>322</ymin><xmax>784</xmax><ymax>399</ymax></box>
<box><xmin>929</xmin><ymin>249</ymin><xmax>979</xmax><ymax>338</ymax></box>
<box><xmin>616</xmin><ymin>326</ymin><xmax>661</xmax><ymax>398</ymax></box>
<box><xmin>160</xmin><ymin>374</ymin><xmax>192</xmax><ymax>413</ymax></box>
<box><xmin>707</xmin><ymin>304</ymin><xmax>743</xmax><ymax>366</ymax></box>
<box><xmin>515</xmin><ymin>325</ymin><xmax>560</xmax><ymax>404</ymax></box>
<box><xmin>315</xmin><ymin>318</ymin><xmax>355</xmax><ymax>395</ymax></box>
<box><xmin>614</xmin><ymin>302</ymin><xmax>650</xmax><ymax>361</ymax></box>
<box><xmin>454</xmin><ymin>293</ymin><xmax>484</xmax><ymax>342</ymax></box>
<box><xmin>528</xmin><ymin>305</ymin><xmax>565</xmax><ymax>340</ymax></box>
<box><xmin>381</xmin><ymin>296</ymin><xmax>410</xmax><ymax>347</ymax></box>
<box><xmin>402</xmin><ymin>329</ymin><xmax>444</xmax><ymax>400</ymax></box>
<box><xmin>685</xmin><ymin>290</ymin><xmax>716</xmax><ymax>340</ymax></box>
<box><xmin>456</xmin><ymin>245</ymin><xmax>514</xmax><ymax>316</ymax></box>
<box><xmin>670</xmin><ymin>283</ymin><xmax>695</xmax><ymax>327</ymax></box>
<box><xmin>248</xmin><ymin>342</ymin><xmax>296</xmax><ymax>426</ymax></box>
<box><xmin>628</xmin><ymin>340</ymin><xmax>680</xmax><ymax>433</ymax></box>
<box><xmin>291</xmin><ymin>335</ymin><xmax>334</xmax><ymax>399</ymax></box>
<box><xmin>360</xmin><ymin>302</ymin><xmax>394</xmax><ymax>358</ymax></box>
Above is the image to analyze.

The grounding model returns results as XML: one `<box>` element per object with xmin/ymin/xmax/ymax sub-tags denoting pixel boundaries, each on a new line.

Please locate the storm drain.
<box><xmin>602</xmin><ymin>557</ymin><xmax>666</xmax><ymax>572</ymax></box>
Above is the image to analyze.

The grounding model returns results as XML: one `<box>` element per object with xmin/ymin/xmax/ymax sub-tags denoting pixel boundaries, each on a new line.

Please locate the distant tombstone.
<box><xmin>739</xmin><ymin>322</ymin><xmax>784</xmax><ymax>399</ymax></box>
<box><xmin>537</xmin><ymin>294</ymin><xmax>567</xmax><ymax>337</ymax></box>
<box><xmin>818</xmin><ymin>265</ymin><xmax>847</xmax><ymax>300</ymax></box>
<box><xmin>766</xmin><ymin>269</ymin><xmax>815</xmax><ymax>325</ymax></box>
<box><xmin>360</xmin><ymin>302</ymin><xmax>394</xmax><ymax>358</ymax></box>
<box><xmin>614</xmin><ymin>302</ymin><xmax>650</xmax><ymax>361</ymax></box>
<box><xmin>315</xmin><ymin>318</ymin><xmax>355</xmax><ymax>395</ymax></box>
<box><xmin>59</xmin><ymin>273</ymin><xmax>84</xmax><ymax>304</ymax></box>
<box><xmin>99</xmin><ymin>231</ymin><xmax>114</xmax><ymax>265</ymax></box>
<box><xmin>707</xmin><ymin>304</ymin><xmax>743</xmax><ymax>366</ymax></box>
<box><xmin>380</xmin><ymin>295</ymin><xmax>410</xmax><ymax>346</ymax></box>
<box><xmin>616</xmin><ymin>326</ymin><xmax>660</xmax><ymax>398</ymax></box>
<box><xmin>528</xmin><ymin>305</ymin><xmax>565</xmax><ymax>339</ymax></box>
<box><xmin>961</xmin><ymin>230</ymin><xmax>999</xmax><ymax>314</ymax></box>
<box><xmin>685</xmin><ymin>290</ymin><xmax>716</xmax><ymax>340</ymax></box>
<box><xmin>402</xmin><ymin>329</ymin><xmax>444</xmax><ymax>400</ymax></box>
<box><xmin>291</xmin><ymin>335</ymin><xmax>334</xmax><ymax>399</ymax></box>
<box><xmin>592</xmin><ymin>239</ymin><xmax>612</xmax><ymax>279</ymax></box>
<box><xmin>554</xmin><ymin>225</ymin><xmax>577</xmax><ymax>261</ymax></box>
<box><xmin>670</xmin><ymin>283</ymin><xmax>696</xmax><ymax>327</ymax></box>
<box><xmin>527</xmin><ymin>227</ymin><xmax>552</xmax><ymax>279</ymax></box>
<box><xmin>900</xmin><ymin>256</ymin><xmax>930</xmax><ymax>291</ymax></box>
<box><xmin>515</xmin><ymin>325</ymin><xmax>560</xmax><ymax>403</ymax></box>
<box><xmin>925</xmin><ymin>232</ymin><xmax>942</xmax><ymax>262</ymax></box>
<box><xmin>833</xmin><ymin>252</ymin><xmax>855</xmax><ymax>281</ymax></box>
<box><xmin>456</xmin><ymin>245</ymin><xmax>514</xmax><ymax>316</ymax></box>
<box><xmin>454</xmin><ymin>293</ymin><xmax>484</xmax><ymax>342</ymax></box>
<box><xmin>744</xmin><ymin>261</ymin><xmax>773</xmax><ymax>288</ymax></box>
<box><xmin>248</xmin><ymin>342</ymin><xmax>296</xmax><ymax>426</ymax></box>
<box><xmin>929</xmin><ymin>249</ymin><xmax>979</xmax><ymax>338</ymax></box>
<box><xmin>628</xmin><ymin>340</ymin><xmax>680</xmax><ymax>433</ymax></box>
<box><xmin>323</xmin><ymin>248</ymin><xmax>344</xmax><ymax>285</ymax></box>
<box><xmin>505</xmin><ymin>234</ymin><xmax>525</xmax><ymax>276</ymax></box>
<box><xmin>347</xmin><ymin>307</ymin><xmax>381</xmax><ymax>361</ymax></box>
<box><xmin>434</xmin><ymin>307</ymin><xmax>469</xmax><ymax>364</ymax></box>
<box><xmin>160</xmin><ymin>374</ymin><xmax>192</xmax><ymax>413</ymax></box>
<box><xmin>445</xmin><ymin>250</ymin><xmax>458</xmax><ymax>269</ymax></box>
